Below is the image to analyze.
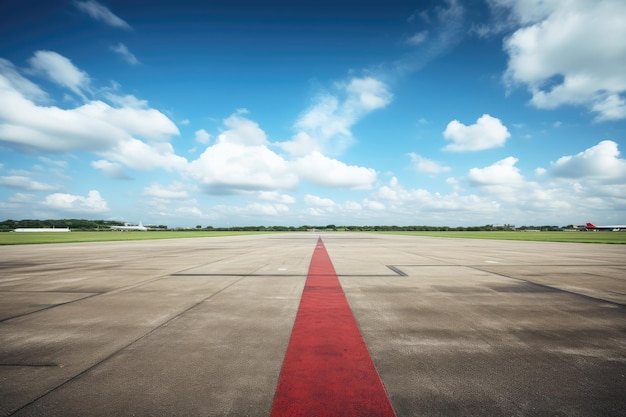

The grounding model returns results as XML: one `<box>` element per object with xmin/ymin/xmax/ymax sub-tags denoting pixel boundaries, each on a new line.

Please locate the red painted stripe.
<box><xmin>271</xmin><ymin>238</ymin><xmax>396</xmax><ymax>417</ymax></box>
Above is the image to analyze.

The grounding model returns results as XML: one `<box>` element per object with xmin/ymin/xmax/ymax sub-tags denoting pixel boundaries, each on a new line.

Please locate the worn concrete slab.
<box><xmin>1</xmin><ymin>233</ymin><xmax>625</xmax><ymax>416</ymax></box>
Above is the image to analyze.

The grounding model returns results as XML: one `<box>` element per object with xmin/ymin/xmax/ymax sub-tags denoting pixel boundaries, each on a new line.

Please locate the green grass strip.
<box><xmin>0</xmin><ymin>231</ymin><xmax>276</xmax><ymax>245</ymax></box>
<box><xmin>376</xmin><ymin>231</ymin><xmax>626</xmax><ymax>244</ymax></box>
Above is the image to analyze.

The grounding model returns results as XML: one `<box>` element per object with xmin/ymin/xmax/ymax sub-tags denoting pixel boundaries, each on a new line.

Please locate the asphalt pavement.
<box><xmin>1</xmin><ymin>233</ymin><xmax>624</xmax><ymax>416</ymax></box>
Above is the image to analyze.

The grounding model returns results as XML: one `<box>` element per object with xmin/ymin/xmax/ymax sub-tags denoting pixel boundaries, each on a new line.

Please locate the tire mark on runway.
<box><xmin>270</xmin><ymin>237</ymin><xmax>396</xmax><ymax>417</ymax></box>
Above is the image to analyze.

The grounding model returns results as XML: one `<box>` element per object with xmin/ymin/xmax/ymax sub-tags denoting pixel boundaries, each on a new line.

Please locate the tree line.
<box><xmin>1</xmin><ymin>219</ymin><xmax>574</xmax><ymax>233</ymax></box>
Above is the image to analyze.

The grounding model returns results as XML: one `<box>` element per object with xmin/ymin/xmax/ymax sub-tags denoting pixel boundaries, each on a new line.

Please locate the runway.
<box><xmin>1</xmin><ymin>233</ymin><xmax>625</xmax><ymax>416</ymax></box>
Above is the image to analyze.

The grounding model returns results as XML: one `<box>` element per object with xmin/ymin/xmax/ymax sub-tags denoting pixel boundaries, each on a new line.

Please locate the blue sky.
<box><xmin>1</xmin><ymin>0</ymin><xmax>625</xmax><ymax>227</ymax></box>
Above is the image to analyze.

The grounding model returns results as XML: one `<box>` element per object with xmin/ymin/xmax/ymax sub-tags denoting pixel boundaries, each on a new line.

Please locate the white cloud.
<box><xmin>0</xmin><ymin>175</ymin><xmax>57</xmax><ymax>191</ymax></box>
<box><xmin>462</xmin><ymin>156</ymin><xmax>571</xmax><ymax>217</ymax></box>
<box><xmin>186</xmin><ymin>113</ymin><xmax>297</xmax><ymax>194</ymax></box>
<box><xmin>1</xmin><ymin>54</ymin><xmax>189</xmax><ymax>180</ymax></box>
<box><xmin>1</xmin><ymin>59</ymin><xmax>181</xmax><ymax>176</ymax></box>
<box><xmin>91</xmin><ymin>160</ymin><xmax>131</xmax><ymax>179</ymax></box>
<box><xmin>295</xmin><ymin>151</ymin><xmax>377</xmax><ymax>189</ymax></box>
<box><xmin>363</xmin><ymin>199</ymin><xmax>386</xmax><ymax>211</ymax></box>
<box><xmin>342</xmin><ymin>200</ymin><xmax>362</xmax><ymax>211</ymax></box>
<box><xmin>104</xmin><ymin>93</ymin><xmax>148</xmax><ymax>109</ymax></box>
<box><xmin>74</xmin><ymin>0</ymin><xmax>131</xmax><ymax>30</ymax></box>
<box><xmin>9</xmin><ymin>193</ymin><xmax>35</xmax><ymax>203</ymax></box>
<box><xmin>258</xmin><ymin>191</ymin><xmax>296</xmax><ymax>204</ymax></box>
<box><xmin>344</xmin><ymin>77</ymin><xmax>393</xmax><ymax>112</ymax></box>
<box><xmin>38</xmin><ymin>156</ymin><xmax>67</xmax><ymax>168</ymax></box>
<box><xmin>408</xmin><ymin>153</ymin><xmax>451</xmax><ymax>174</ymax></box>
<box><xmin>110</xmin><ymin>43</ymin><xmax>140</xmax><ymax>65</ymax></box>
<box><xmin>207</xmin><ymin>202</ymin><xmax>290</xmax><ymax>219</ymax></box>
<box><xmin>144</xmin><ymin>183</ymin><xmax>189</xmax><ymax>199</ymax></box>
<box><xmin>546</xmin><ymin>140</ymin><xmax>626</xmax><ymax>180</ymax></box>
<box><xmin>406</xmin><ymin>31</ymin><xmax>428</xmax><ymax>45</ymax></box>
<box><xmin>103</xmin><ymin>139</ymin><xmax>187</xmax><ymax>172</ymax></box>
<box><xmin>188</xmin><ymin>141</ymin><xmax>296</xmax><ymax>194</ymax></box>
<box><xmin>194</xmin><ymin>129</ymin><xmax>211</xmax><ymax>144</ymax></box>
<box><xmin>28</xmin><ymin>51</ymin><xmax>91</xmax><ymax>99</ymax></box>
<box><xmin>0</xmin><ymin>58</ymin><xmax>48</xmax><ymax>102</ymax></box>
<box><xmin>77</xmin><ymin>100</ymin><xmax>179</xmax><ymax>141</ymax></box>
<box><xmin>42</xmin><ymin>190</ymin><xmax>109</xmax><ymax>214</ymax></box>
<box><xmin>468</xmin><ymin>156</ymin><xmax>525</xmax><ymax>189</ymax></box>
<box><xmin>393</xmin><ymin>0</ymin><xmax>466</xmax><ymax>77</ymax></box>
<box><xmin>591</xmin><ymin>95</ymin><xmax>626</xmax><ymax>122</ymax></box>
<box><xmin>442</xmin><ymin>114</ymin><xmax>510</xmax><ymax>151</ymax></box>
<box><xmin>246</xmin><ymin>202</ymin><xmax>289</xmax><ymax>216</ymax></box>
<box><xmin>217</xmin><ymin>113</ymin><xmax>268</xmax><ymax>146</ymax></box>
<box><xmin>279</xmin><ymin>76</ymin><xmax>392</xmax><ymax>156</ymax></box>
<box><xmin>500</xmin><ymin>0</ymin><xmax>626</xmax><ymax>121</ymax></box>
<box><xmin>304</xmin><ymin>194</ymin><xmax>336</xmax><ymax>208</ymax></box>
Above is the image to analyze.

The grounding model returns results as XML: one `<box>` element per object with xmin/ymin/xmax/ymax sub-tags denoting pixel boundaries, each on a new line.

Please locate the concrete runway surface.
<box><xmin>0</xmin><ymin>232</ymin><xmax>624</xmax><ymax>416</ymax></box>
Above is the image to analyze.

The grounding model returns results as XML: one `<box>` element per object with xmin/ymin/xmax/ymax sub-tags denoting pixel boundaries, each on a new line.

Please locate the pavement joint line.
<box><xmin>0</xmin><ymin>261</ymin><xmax>231</xmax><ymax>323</ymax></box>
<box><xmin>392</xmin><ymin>263</ymin><xmax>626</xmax><ymax>267</ymax></box>
<box><xmin>0</xmin><ymin>290</ymin><xmax>98</xmax><ymax>293</ymax></box>
<box><xmin>0</xmin><ymin>293</ymin><xmax>101</xmax><ymax>323</ymax></box>
<box><xmin>471</xmin><ymin>266</ymin><xmax>626</xmax><ymax>309</ymax></box>
<box><xmin>0</xmin><ymin>363</ymin><xmax>61</xmax><ymax>367</ymax></box>
<box><xmin>171</xmin><ymin>273</ymin><xmax>405</xmax><ymax>277</ymax></box>
<box><xmin>5</xmin><ymin>276</ymin><xmax>246</xmax><ymax>417</ymax></box>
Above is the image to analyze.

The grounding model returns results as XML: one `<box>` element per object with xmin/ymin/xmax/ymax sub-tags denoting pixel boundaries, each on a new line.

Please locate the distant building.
<box><xmin>14</xmin><ymin>228</ymin><xmax>70</xmax><ymax>232</ymax></box>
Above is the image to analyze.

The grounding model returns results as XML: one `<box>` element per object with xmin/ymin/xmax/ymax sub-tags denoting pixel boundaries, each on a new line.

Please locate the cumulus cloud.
<box><xmin>295</xmin><ymin>151</ymin><xmax>377</xmax><ymax>189</ymax></box>
<box><xmin>408</xmin><ymin>153</ymin><xmax>451</xmax><ymax>174</ymax></box>
<box><xmin>0</xmin><ymin>175</ymin><xmax>57</xmax><ymax>191</ymax></box>
<box><xmin>442</xmin><ymin>114</ymin><xmax>510</xmax><ymax>151</ymax></box>
<box><xmin>217</xmin><ymin>113</ymin><xmax>268</xmax><ymax>146</ymax></box>
<box><xmin>208</xmin><ymin>202</ymin><xmax>290</xmax><ymax>219</ymax></box>
<box><xmin>110</xmin><ymin>43</ymin><xmax>140</xmax><ymax>65</ymax></box>
<box><xmin>257</xmin><ymin>191</ymin><xmax>296</xmax><ymax>204</ymax></box>
<box><xmin>0</xmin><ymin>80</ymin><xmax>178</xmax><ymax>152</ymax></box>
<box><xmin>42</xmin><ymin>190</ymin><xmax>109</xmax><ymax>214</ymax></box>
<box><xmin>144</xmin><ymin>183</ymin><xmax>189</xmax><ymax>199</ymax></box>
<box><xmin>591</xmin><ymin>95</ymin><xmax>626</xmax><ymax>122</ymax></box>
<box><xmin>194</xmin><ymin>129</ymin><xmax>211</xmax><ymax>144</ymax></box>
<box><xmin>499</xmin><ymin>0</ymin><xmax>626</xmax><ymax>121</ymax></box>
<box><xmin>74</xmin><ymin>0</ymin><xmax>131</xmax><ymax>30</ymax></box>
<box><xmin>187</xmin><ymin>114</ymin><xmax>296</xmax><ymax>194</ymax></box>
<box><xmin>102</xmin><ymin>139</ymin><xmax>187</xmax><ymax>172</ymax></box>
<box><xmin>91</xmin><ymin>160</ymin><xmax>131</xmax><ymax>180</ymax></box>
<box><xmin>468</xmin><ymin>156</ymin><xmax>525</xmax><ymax>189</ymax></box>
<box><xmin>546</xmin><ymin>140</ymin><xmax>626</xmax><ymax>180</ymax></box>
<box><xmin>279</xmin><ymin>76</ymin><xmax>392</xmax><ymax>156</ymax></box>
<box><xmin>245</xmin><ymin>202</ymin><xmax>289</xmax><ymax>216</ymax></box>
<box><xmin>1</xmin><ymin>54</ymin><xmax>182</xmax><ymax>174</ymax></box>
<box><xmin>188</xmin><ymin>142</ymin><xmax>296</xmax><ymax>194</ymax></box>
<box><xmin>374</xmin><ymin>176</ymin><xmax>495</xmax><ymax>217</ymax></box>
<box><xmin>304</xmin><ymin>194</ymin><xmax>336</xmax><ymax>208</ymax></box>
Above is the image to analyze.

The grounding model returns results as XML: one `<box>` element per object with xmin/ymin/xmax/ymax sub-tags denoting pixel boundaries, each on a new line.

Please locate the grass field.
<box><xmin>0</xmin><ymin>230</ymin><xmax>274</xmax><ymax>245</ymax></box>
<box><xmin>378</xmin><ymin>230</ymin><xmax>626</xmax><ymax>244</ymax></box>
<box><xmin>1</xmin><ymin>230</ymin><xmax>625</xmax><ymax>245</ymax></box>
